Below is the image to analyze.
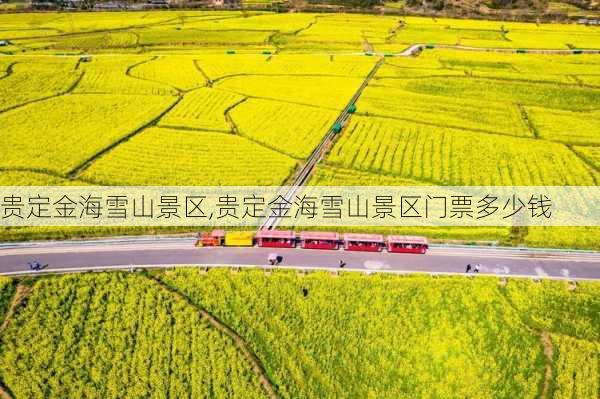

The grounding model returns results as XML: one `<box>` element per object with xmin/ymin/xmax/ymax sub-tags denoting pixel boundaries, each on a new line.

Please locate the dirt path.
<box><xmin>0</xmin><ymin>386</ymin><xmax>13</xmax><ymax>399</ymax></box>
<box><xmin>0</xmin><ymin>283</ymin><xmax>33</xmax><ymax>399</ymax></box>
<box><xmin>148</xmin><ymin>275</ymin><xmax>278</xmax><ymax>399</ymax></box>
<box><xmin>0</xmin><ymin>284</ymin><xmax>31</xmax><ymax>333</ymax></box>
<box><xmin>540</xmin><ymin>331</ymin><xmax>554</xmax><ymax>399</ymax></box>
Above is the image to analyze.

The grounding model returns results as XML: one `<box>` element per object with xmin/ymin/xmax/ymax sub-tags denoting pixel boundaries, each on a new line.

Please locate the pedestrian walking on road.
<box><xmin>474</xmin><ymin>264</ymin><xmax>480</xmax><ymax>273</ymax></box>
<box><xmin>339</xmin><ymin>260</ymin><xmax>346</xmax><ymax>268</ymax></box>
<box><xmin>268</xmin><ymin>253</ymin><xmax>278</xmax><ymax>265</ymax></box>
<box><xmin>465</xmin><ymin>264</ymin><xmax>472</xmax><ymax>273</ymax></box>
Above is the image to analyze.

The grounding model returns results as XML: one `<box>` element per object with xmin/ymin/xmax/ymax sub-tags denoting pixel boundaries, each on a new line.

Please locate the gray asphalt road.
<box><xmin>0</xmin><ymin>237</ymin><xmax>599</xmax><ymax>280</ymax></box>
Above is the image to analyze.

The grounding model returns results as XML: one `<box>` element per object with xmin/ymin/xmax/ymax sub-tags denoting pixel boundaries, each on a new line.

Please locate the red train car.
<box><xmin>343</xmin><ymin>233</ymin><xmax>384</xmax><ymax>252</ymax></box>
<box><xmin>299</xmin><ymin>231</ymin><xmax>340</xmax><ymax>250</ymax></box>
<box><xmin>387</xmin><ymin>235</ymin><xmax>428</xmax><ymax>254</ymax></box>
<box><xmin>255</xmin><ymin>230</ymin><xmax>296</xmax><ymax>248</ymax></box>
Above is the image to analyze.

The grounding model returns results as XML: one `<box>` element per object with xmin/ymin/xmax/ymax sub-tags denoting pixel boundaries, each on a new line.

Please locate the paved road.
<box><xmin>397</xmin><ymin>44</ymin><xmax>600</xmax><ymax>56</ymax></box>
<box><xmin>0</xmin><ymin>237</ymin><xmax>598</xmax><ymax>280</ymax></box>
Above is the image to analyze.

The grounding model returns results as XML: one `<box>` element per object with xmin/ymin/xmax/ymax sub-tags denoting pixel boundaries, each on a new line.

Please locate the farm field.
<box><xmin>0</xmin><ymin>94</ymin><xmax>176</xmax><ymax>175</ymax></box>
<box><xmin>2</xmin><ymin>12</ymin><xmax>600</xmax><ymax>54</ymax></box>
<box><xmin>0</xmin><ymin>11</ymin><xmax>598</xmax><ymax>249</ymax></box>
<box><xmin>0</xmin><ymin>273</ymin><xmax>267</xmax><ymax>398</ymax></box>
<box><xmin>326</xmin><ymin>115</ymin><xmax>595</xmax><ymax>186</ymax></box>
<box><xmin>81</xmin><ymin>127</ymin><xmax>298</xmax><ymax>186</ymax></box>
<box><xmin>2</xmin><ymin>269</ymin><xmax>596</xmax><ymax>398</ymax></box>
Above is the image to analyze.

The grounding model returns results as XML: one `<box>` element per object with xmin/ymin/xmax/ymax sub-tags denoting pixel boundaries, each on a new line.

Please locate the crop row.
<box><xmin>159</xmin><ymin>87</ymin><xmax>244</xmax><ymax>132</ymax></box>
<box><xmin>0</xmin><ymin>94</ymin><xmax>176</xmax><ymax>175</ymax></box>
<box><xmin>74</xmin><ymin>56</ymin><xmax>177</xmax><ymax>96</ymax></box>
<box><xmin>81</xmin><ymin>127</ymin><xmax>298</xmax><ymax>185</ymax></box>
<box><xmin>129</xmin><ymin>55</ymin><xmax>206</xmax><ymax>91</ymax></box>
<box><xmin>230</xmin><ymin>98</ymin><xmax>338</xmax><ymax>158</ymax></box>
<box><xmin>0</xmin><ymin>273</ymin><xmax>266</xmax><ymax>399</ymax></box>
<box><xmin>161</xmin><ymin>269</ymin><xmax>556</xmax><ymax>398</ymax></box>
<box><xmin>358</xmin><ymin>84</ymin><xmax>529</xmax><ymax>137</ymax></box>
<box><xmin>0</xmin><ymin>57</ymin><xmax>80</xmax><ymax>112</ymax></box>
<box><xmin>327</xmin><ymin>116</ymin><xmax>597</xmax><ymax>186</ymax></box>
<box><xmin>194</xmin><ymin>54</ymin><xmax>377</xmax><ymax>81</ymax></box>
<box><xmin>216</xmin><ymin>75</ymin><xmax>365</xmax><ymax>110</ymax></box>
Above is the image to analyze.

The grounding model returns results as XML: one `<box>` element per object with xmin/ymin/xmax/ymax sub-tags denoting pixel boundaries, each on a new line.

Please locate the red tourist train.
<box><xmin>197</xmin><ymin>230</ymin><xmax>428</xmax><ymax>254</ymax></box>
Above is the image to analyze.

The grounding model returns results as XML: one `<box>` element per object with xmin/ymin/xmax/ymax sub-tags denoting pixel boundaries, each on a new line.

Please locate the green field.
<box><xmin>0</xmin><ymin>11</ymin><xmax>599</xmax><ymax>248</ymax></box>
<box><xmin>0</xmin><ymin>270</ymin><xmax>598</xmax><ymax>398</ymax></box>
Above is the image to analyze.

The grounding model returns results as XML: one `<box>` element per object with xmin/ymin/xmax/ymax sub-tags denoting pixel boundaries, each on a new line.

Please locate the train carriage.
<box><xmin>299</xmin><ymin>231</ymin><xmax>340</xmax><ymax>250</ymax></box>
<box><xmin>387</xmin><ymin>235</ymin><xmax>428</xmax><ymax>254</ymax></box>
<box><xmin>256</xmin><ymin>229</ymin><xmax>296</xmax><ymax>248</ymax></box>
<box><xmin>342</xmin><ymin>233</ymin><xmax>384</xmax><ymax>252</ymax></box>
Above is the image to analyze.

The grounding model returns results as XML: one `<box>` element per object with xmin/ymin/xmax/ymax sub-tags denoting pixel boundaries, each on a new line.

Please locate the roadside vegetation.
<box><xmin>0</xmin><ymin>269</ymin><xmax>597</xmax><ymax>398</ymax></box>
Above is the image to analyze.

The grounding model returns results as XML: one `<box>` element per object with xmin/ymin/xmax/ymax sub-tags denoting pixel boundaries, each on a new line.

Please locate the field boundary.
<box><xmin>67</xmin><ymin>95</ymin><xmax>182</xmax><ymax>179</ymax></box>
<box><xmin>0</xmin><ymin>70</ymin><xmax>84</xmax><ymax>115</ymax></box>
<box><xmin>497</xmin><ymin>286</ymin><xmax>558</xmax><ymax>399</ymax></box>
<box><xmin>539</xmin><ymin>331</ymin><xmax>554</xmax><ymax>399</ymax></box>
<box><xmin>517</xmin><ymin>104</ymin><xmax>540</xmax><ymax>139</ymax></box>
<box><xmin>0</xmin><ymin>62</ymin><xmax>16</xmax><ymax>81</ymax></box>
<box><xmin>569</xmin><ymin>145</ymin><xmax>600</xmax><ymax>175</ymax></box>
<box><xmin>148</xmin><ymin>274</ymin><xmax>278</xmax><ymax>399</ymax></box>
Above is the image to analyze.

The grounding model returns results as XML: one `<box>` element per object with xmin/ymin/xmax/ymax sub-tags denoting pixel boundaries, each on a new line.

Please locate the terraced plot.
<box><xmin>0</xmin><ymin>28</ymin><xmax>61</xmax><ymax>40</ymax></box>
<box><xmin>81</xmin><ymin>127</ymin><xmax>297</xmax><ymax>185</ymax></box>
<box><xmin>526</xmin><ymin>107</ymin><xmax>600</xmax><ymax>145</ymax></box>
<box><xmin>0</xmin><ymin>94</ymin><xmax>176</xmax><ymax>174</ymax></box>
<box><xmin>387</xmin><ymin>17</ymin><xmax>600</xmax><ymax>49</ymax></box>
<box><xmin>159</xmin><ymin>87</ymin><xmax>244</xmax><ymax>132</ymax></box>
<box><xmin>74</xmin><ymin>56</ymin><xmax>177</xmax><ymax>95</ymax></box>
<box><xmin>183</xmin><ymin>12</ymin><xmax>314</xmax><ymax>32</ymax></box>
<box><xmin>194</xmin><ymin>54</ymin><xmax>376</xmax><ymax>81</ymax></box>
<box><xmin>216</xmin><ymin>75</ymin><xmax>364</xmax><ymax>110</ymax></box>
<box><xmin>230</xmin><ymin>99</ymin><xmax>338</xmax><ymax>158</ymax></box>
<box><xmin>41</xmin><ymin>11</ymin><xmax>179</xmax><ymax>32</ymax></box>
<box><xmin>577</xmin><ymin>74</ymin><xmax>600</xmax><ymax>86</ymax></box>
<box><xmin>130</xmin><ymin>55</ymin><xmax>206</xmax><ymax>91</ymax></box>
<box><xmin>378</xmin><ymin>76</ymin><xmax>600</xmax><ymax>112</ymax></box>
<box><xmin>0</xmin><ymin>57</ymin><xmax>81</xmax><ymax>112</ymax></box>
<box><xmin>136</xmin><ymin>27</ymin><xmax>273</xmax><ymax>47</ymax></box>
<box><xmin>287</xmin><ymin>14</ymin><xmax>401</xmax><ymax>52</ymax></box>
<box><xmin>3</xmin><ymin>12</ymin><xmax>600</xmax><ymax>54</ymax></box>
<box><xmin>49</xmin><ymin>31</ymin><xmax>139</xmax><ymax>51</ymax></box>
<box><xmin>572</xmin><ymin>146</ymin><xmax>600</xmax><ymax>170</ymax></box>
<box><xmin>358</xmin><ymin>84</ymin><xmax>529</xmax><ymax>137</ymax></box>
<box><xmin>327</xmin><ymin>116</ymin><xmax>596</xmax><ymax>186</ymax></box>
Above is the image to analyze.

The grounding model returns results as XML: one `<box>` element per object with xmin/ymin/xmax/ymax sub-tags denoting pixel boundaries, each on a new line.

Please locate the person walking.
<box><xmin>339</xmin><ymin>260</ymin><xmax>346</xmax><ymax>268</ymax></box>
<box><xmin>465</xmin><ymin>264</ymin><xmax>472</xmax><ymax>273</ymax></box>
<box><xmin>474</xmin><ymin>264</ymin><xmax>480</xmax><ymax>273</ymax></box>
